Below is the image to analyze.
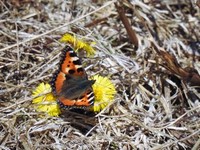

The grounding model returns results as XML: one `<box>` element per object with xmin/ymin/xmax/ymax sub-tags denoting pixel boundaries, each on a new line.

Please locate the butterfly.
<box><xmin>51</xmin><ymin>46</ymin><xmax>95</xmax><ymax>109</ymax></box>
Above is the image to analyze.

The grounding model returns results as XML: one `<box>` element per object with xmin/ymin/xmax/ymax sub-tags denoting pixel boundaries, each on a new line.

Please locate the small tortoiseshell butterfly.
<box><xmin>51</xmin><ymin>46</ymin><xmax>95</xmax><ymax>109</ymax></box>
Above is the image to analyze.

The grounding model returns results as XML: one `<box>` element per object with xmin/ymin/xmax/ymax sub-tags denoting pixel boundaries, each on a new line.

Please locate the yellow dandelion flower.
<box><xmin>91</xmin><ymin>75</ymin><xmax>116</xmax><ymax>112</ymax></box>
<box><xmin>32</xmin><ymin>83</ymin><xmax>61</xmax><ymax>116</ymax></box>
<box><xmin>60</xmin><ymin>33</ymin><xmax>96</xmax><ymax>56</ymax></box>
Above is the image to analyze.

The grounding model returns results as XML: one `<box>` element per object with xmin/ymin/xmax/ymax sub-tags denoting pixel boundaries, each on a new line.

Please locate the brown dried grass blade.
<box><xmin>152</xmin><ymin>41</ymin><xmax>200</xmax><ymax>86</ymax></box>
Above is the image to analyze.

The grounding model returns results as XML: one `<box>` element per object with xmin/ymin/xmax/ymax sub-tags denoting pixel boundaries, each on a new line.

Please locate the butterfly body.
<box><xmin>51</xmin><ymin>46</ymin><xmax>95</xmax><ymax>109</ymax></box>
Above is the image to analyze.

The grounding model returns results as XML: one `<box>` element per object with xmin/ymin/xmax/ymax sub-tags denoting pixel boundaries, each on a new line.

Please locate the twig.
<box><xmin>115</xmin><ymin>2</ymin><xmax>138</xmax><ymax>49</ymax></box>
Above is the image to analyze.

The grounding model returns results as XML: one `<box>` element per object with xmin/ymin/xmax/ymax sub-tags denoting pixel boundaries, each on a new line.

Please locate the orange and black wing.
<box><xmin>51</xmin><ymin>46</ymin><xmax>95</xmax><ymax>109</ymax></box>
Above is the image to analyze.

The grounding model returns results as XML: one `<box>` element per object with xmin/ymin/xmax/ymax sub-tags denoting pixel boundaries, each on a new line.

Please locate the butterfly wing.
<box><xmin>51</xmin><ymin>46</ymin><xmax>95</xmax><ymax>108</ymax></box>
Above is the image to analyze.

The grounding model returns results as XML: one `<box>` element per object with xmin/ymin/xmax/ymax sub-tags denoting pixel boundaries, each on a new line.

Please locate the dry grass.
<box><xmin>0</xmin><ymin>0</ymin><xmax>200</xmax><ymax>149</ymax></box>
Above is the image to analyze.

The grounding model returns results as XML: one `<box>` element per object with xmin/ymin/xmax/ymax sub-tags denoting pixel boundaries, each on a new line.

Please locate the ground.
<box><xmin>0</xmin><ymin>0</ymin><xmax>200</xmax><ymax>150</ymax></box>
